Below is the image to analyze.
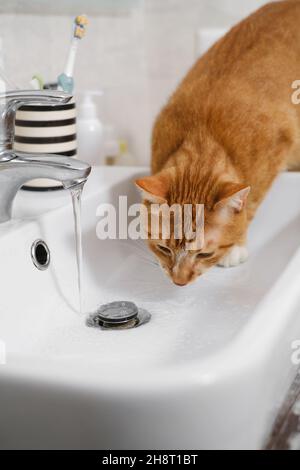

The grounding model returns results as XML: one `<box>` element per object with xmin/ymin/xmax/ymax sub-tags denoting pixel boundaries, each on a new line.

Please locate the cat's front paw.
<box><xmin>218</xmin><ymin>245</ymin><xmax>248</xmax><ymax>268</ymax></box>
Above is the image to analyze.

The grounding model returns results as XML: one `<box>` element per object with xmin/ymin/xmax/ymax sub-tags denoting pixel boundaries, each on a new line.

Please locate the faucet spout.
<box><xmin>0</xmin><ymin>88</ymin><xmax>91</xmax><ymax>224</ymax></box>
<box><xmin>0</xmin><ymin>152</ymin><xmax>91</xmax><ymax>223</ymax></box>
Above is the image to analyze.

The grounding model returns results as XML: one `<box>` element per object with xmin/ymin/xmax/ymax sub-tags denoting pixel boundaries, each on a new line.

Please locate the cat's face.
<box><xmin>136</xmin><ymin>170</ymin><xmax>250</xmax><ymax>286</ymax></box>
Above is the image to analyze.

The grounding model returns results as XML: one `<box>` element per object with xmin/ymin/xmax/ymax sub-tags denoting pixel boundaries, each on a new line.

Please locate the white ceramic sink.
<box><xmin>1</xmin><ymin>166</ymin><xmax>300</xmax><ymax>449</ymax></box>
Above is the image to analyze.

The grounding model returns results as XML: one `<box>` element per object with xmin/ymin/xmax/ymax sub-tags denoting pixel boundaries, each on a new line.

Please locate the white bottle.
<box><xmin>77</xmin><ymin>91</ymin><xmax>104</xmax><ymax>165</ymax></box>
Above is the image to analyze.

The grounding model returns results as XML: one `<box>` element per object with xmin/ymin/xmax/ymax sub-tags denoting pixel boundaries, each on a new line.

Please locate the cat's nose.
<box><xmin>173</xmin><ymin>280</ymin><xmax>188</xmax><ymax>287</ymax></box>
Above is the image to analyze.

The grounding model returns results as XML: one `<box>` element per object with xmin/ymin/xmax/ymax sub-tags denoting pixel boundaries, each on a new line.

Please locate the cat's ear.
<box><xmin>135</xmin><ymin>172</ymin><xmax>170</xmax><ymax>204</ymax></box>
<box><xmin>214</xmin><ymin>183</ymin><xmax>250</xmax><ymax>213</ymax></box>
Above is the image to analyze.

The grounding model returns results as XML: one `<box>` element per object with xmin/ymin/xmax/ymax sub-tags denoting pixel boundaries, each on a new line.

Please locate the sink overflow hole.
<box><xmin>31</xmin><ymin>240</ymin><xmax>50</xmax><ymax>271</ymax></box>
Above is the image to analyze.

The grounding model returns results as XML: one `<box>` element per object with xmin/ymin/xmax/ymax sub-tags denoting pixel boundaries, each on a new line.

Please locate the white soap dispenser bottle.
<box><xmin>77</xmin><ymin>91</ymin><xmax>104</xmax><ymax>165</ymax></box>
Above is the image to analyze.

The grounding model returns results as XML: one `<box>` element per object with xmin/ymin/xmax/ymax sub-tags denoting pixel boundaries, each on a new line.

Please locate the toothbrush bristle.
<box><xmin>74</xmin><ymin>26</ymin><xmax>86</xmax><ymax>39</ymax></box>
<box><xmin>76</xmin><ymin>15</ymin><xmax>88</xmax><ymax>26</ymax></box>
<box><xmin>74</xmin><ymin>14</ymin><xmax>88</xmax><ymax>39</ymax></box>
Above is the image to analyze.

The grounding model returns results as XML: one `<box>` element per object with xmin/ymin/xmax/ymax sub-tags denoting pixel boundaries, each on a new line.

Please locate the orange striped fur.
<box><xmin>136</xmin><ymin>1</ymin><xmax>300</xmax><ymax>285</ymax></box>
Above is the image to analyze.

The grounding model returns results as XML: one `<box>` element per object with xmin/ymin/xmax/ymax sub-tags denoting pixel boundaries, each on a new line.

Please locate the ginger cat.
<box><xmin>136</xmin><ymin>0</ymin><xmax>300</xmax><ymax>286</ymax></box>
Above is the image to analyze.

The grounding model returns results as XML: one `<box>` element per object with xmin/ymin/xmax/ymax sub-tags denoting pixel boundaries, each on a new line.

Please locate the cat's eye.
<box><xmin>157</xmin><ymin>244</ymin><xmax>172</xmax><ymax>256</ymax></box>
<box><xmin>196</xmin><ymin>251</ymin><xmax>214</xmax><ymax>259</ymax></box>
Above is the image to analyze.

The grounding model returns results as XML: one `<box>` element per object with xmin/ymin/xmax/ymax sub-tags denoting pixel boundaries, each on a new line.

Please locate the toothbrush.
<box><xmin>29</xmin><ymin>74</ymin><xmax>44</xmax><ymax>90</ymax></box>
<box><xmin>58</xmin><ymin>14</ymin><xmax>88</xmax><ymax>93</ymax></box>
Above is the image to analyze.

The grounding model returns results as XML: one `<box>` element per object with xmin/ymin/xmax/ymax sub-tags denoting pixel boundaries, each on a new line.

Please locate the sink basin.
<box><xmin>1</xmin><ymin>166</ymin><xmax>300</xmax><ymax>449</ymax></box>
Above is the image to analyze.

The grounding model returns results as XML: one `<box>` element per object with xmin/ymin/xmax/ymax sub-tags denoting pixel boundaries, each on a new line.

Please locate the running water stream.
<box><xmin>70</xmin><ymin>183</ymin><xmax>84</xmax><ymax>314</ymax></box>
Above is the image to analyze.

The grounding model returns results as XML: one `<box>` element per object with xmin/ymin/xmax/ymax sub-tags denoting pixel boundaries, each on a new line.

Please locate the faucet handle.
<box><xmin>0</xmin><ymin>89</ymin><xmax>72</xmax><ymax>153</ymax></box>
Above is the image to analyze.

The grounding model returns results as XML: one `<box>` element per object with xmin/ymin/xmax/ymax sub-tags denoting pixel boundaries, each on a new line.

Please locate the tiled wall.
<box><xmin>0</xmin><ymin>0</ymin><xmax>268</xmax><ymax>165</ymax></box>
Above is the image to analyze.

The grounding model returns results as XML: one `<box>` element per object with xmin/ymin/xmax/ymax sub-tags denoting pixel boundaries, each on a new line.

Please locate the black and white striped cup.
<box><xmin>14</xmin><ymin>99</ymin><xmax>77</xmax><ymax>190</ymax></box>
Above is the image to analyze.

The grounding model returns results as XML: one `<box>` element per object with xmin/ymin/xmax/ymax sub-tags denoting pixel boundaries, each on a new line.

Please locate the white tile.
<box><xmin>0</xmin><ymin>1</ymin><xmax>271</xmax><ymax>165</ymax></box>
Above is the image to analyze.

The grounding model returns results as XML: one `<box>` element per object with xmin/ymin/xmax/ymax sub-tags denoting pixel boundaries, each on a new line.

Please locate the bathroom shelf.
<box><xmin>0</xmin><ymin>0</ymin><xmax>141</xmax><ymax>16</ymax></box>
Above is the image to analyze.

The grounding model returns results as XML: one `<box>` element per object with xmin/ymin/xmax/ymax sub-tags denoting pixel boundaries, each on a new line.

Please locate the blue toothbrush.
<box><xmin>58</xmin><ymin>15</ymin><xmax>88</xmax><ymax>93</ymax></box>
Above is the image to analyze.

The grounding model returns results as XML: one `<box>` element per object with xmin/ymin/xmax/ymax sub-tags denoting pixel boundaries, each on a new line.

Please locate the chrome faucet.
<box><xmin>0</xmin><ymin>90</ymin><xmax>91</xmax><ymax>223</ymax></box>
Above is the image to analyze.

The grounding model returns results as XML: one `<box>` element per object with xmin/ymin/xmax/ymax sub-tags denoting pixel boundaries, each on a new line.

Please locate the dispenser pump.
<box><xmin>80</xmin><ymin>92</ymin><xmax>98</xmax><ymax>119</ymax></box>
<box><xmin>77</xmin><ymin>90</ymin><xmax>104</xmax><ymax>165</ymax></box>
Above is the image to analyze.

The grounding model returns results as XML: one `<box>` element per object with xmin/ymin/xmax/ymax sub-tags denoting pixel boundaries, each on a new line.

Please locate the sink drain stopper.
<box><xmin>87</xmin><ymin>301</ymin><xmax>151</xmax><ymax>330</ymax></box>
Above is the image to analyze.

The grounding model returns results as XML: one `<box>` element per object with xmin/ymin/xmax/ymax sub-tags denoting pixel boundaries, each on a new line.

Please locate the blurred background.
<box><xmin>0</xmin><ymin>0</ymin><xmax>269</xmax><ymax>165</ymax></box>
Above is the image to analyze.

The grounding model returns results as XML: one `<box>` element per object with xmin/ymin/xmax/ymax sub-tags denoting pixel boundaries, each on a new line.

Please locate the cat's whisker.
<box><xmin>140</xmin><ymin>257</ymin><xmax>159</xmax><ymax>267</ymax></box>
<box><xmin>119</xmin><ymin>240</ymin><xmax>159</xmax><ymax>267</ymax></box>
<box><xmin>132</xmin><ymin>241</ymin><xmax>158</xmax><ymax>261</ymax></box>
<box><xmin>200</xmin><ymin>272</ymin><xmax>222</xmax><ymax>285</ymax></box>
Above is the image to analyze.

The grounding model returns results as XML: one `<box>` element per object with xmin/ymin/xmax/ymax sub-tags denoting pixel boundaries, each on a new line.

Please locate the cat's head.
<box><xmin>135</xmin><ymin>168</ymin><xmax>250</xmax><ymax>286</ymax></box>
